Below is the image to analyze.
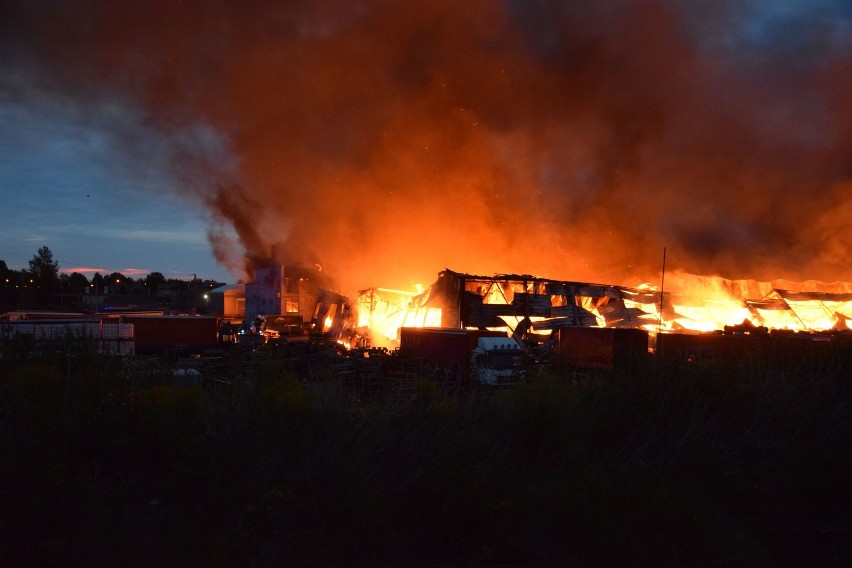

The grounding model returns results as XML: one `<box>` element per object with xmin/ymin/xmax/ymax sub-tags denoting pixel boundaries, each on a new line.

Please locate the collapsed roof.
<box><xmin>357</xmin><ymin>269</ymin><xmax>852</xmax><ymax>339</ymax></box>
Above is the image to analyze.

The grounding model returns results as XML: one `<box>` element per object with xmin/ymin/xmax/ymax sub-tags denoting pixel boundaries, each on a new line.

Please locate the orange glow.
<box><xmin>356</xmin><ymin>287</ymin><xmax>442</xmax><ymax>348</ymax></box>
<box><xmin>659</xmin><ymin>274</ymin><xmax>852</xmax><ymax>333</ymax></box>
<box><xmin>356</xmin><ymin>271</ymin><xmax>852</xmax><ymax>344</ymax></box>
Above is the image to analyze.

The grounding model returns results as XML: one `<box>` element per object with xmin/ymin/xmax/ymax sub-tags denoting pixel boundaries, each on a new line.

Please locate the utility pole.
<box><xmin>658</xmin><ymin>247</ymin><xmax>667</xmax><ymax>332</ymax></box>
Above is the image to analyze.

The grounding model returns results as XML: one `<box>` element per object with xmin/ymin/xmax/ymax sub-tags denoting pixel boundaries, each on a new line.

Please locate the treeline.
<box><xmin>1</xmin><ymin>246</ymin><xmax>222</xmax><ymax>312</ymax></box>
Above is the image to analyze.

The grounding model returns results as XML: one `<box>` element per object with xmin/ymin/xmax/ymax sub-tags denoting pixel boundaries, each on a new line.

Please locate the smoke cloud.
<box><xmin>3</xmin><ymin>0</ymin><xmax>851</xmax><ymax>292</ymax></box>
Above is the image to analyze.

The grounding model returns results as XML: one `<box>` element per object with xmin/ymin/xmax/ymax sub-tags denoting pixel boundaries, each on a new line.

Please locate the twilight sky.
<box><xmin>0</xmin><ymin>90</ymin><xmax>233</xmax><ymax>281</ymax></box>
<box><xmin>2</xmin><ymin>1</ymin><xmax>851</xmax><ymax>292</ymax></box>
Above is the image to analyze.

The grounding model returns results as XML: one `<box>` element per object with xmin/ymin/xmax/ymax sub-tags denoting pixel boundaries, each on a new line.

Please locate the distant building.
<box><xmin>242</xmin><ymin>265</ymin><xmax>350</xmax><ymax>335</ymax></box>
<box><xmin>245</xmin><ymin>266</ymin><xmax>326</xmax><ymax>324</ymax></box>
<box><xmin>209</xmin><ymin>283</ymin><xmax>245</xmax><ymax>320</ymax></box>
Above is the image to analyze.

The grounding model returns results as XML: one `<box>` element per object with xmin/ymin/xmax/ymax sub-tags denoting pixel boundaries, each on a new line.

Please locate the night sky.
<box><xmin>2</xmin><ymin>1</ymin><xmax>851</xmax><ymax>292</ymax></box>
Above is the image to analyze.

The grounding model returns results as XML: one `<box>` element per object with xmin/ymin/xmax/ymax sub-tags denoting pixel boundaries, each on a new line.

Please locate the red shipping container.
<box><xmin>121</xmin><ymin>315</ymin><xmax>219</xmax><ymax>355</ymax></box>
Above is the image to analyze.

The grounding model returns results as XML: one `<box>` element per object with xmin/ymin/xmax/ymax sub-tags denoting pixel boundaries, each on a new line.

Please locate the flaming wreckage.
<box><xmin>241</xmin><ymin>267</ymin><xmax>852</xmax><ymax>384</ymax></box>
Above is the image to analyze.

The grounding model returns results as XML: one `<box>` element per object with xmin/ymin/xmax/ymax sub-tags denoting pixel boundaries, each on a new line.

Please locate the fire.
<box><xmin>356</xmin><ymin>288</ymin><xmax>442</xmax><ymax>348</ymax></box>
<box><xmin>659</xmin><ymin>279</ymin><xmax>852</xmax><ymax>333</ymax></box>
<box><xmin>354</xmin><ymin>270</ymin><xmax>852</xmax><ymax>347</ymax></box>
<box><xmin>664</xmin><ymin>300</ymin><xmax>750</xmax><ymax>332</ymax></box>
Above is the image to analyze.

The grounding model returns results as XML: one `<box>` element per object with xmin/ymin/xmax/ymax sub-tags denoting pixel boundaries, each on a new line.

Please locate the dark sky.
<box><xmin>2</xmin><ymin>0</ymin><xmax>851</xmax><ymax>291</ymax></box>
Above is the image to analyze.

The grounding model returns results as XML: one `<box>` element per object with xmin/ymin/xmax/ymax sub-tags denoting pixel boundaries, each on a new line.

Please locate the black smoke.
<box><xmin>3</xmin><ymin>0</ymin><xmax>851</xmax><ymax>290</ymax></box>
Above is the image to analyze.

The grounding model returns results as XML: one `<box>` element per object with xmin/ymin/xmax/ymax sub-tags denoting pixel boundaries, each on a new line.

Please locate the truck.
<box><xmin>256</xmin><ymin>314</ymin><xmax>305</xmax><ymax>342</ymax></box>
<box><xmin>399</xmin><ymin>327</ymin><xmax>526</xmax><ymax>385</ymax></box>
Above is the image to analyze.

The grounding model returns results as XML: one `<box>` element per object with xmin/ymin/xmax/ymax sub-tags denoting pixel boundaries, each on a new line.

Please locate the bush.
<box><xmin>1</xmin><ymin>346</ymin><xmax>851</xmax><ymax>566</ymax></box>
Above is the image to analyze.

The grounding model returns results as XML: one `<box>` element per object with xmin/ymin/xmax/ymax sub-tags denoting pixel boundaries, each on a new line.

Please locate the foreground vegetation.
<box><xmin>2</xmin><ymin>342</ymin><xmax>852</xmax><ymax>567</ymax></box>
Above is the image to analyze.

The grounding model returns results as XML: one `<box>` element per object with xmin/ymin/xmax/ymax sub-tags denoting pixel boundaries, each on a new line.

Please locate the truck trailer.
<box><xmin>120</xmin><ymin>315</ymin><xmax>219</xmax><ymax>355</ymax></box>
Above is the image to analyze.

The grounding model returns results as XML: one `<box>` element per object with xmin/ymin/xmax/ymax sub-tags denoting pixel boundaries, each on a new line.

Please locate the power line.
<box><xmin>0</xmin><ymin>247</ymin><xmax>30</xmax><ymax>259</ymax></box>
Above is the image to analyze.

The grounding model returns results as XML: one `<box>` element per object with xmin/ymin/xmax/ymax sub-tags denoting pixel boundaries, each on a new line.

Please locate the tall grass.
<box><xmin>1</xmin><ymin>343</ymin><xmax>851</xmax><ymax>566</ymax></box>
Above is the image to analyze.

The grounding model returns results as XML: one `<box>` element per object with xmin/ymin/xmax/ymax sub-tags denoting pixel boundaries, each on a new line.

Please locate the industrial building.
<box><xmin>241</xmin><ymin>265</ymin><xmax>350</xmax><ymax>336</ymax></box>
<box><xmin>208</xmin><ymin>283</ymin><xmax>246</xmax><ymax>320</ymax></box>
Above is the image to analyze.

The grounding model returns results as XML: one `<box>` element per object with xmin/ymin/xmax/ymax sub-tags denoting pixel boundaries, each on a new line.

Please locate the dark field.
<box><xmin>2</xmin><ymin>340</ymin><xmax>852</xmax><ymax>567</ymax></box>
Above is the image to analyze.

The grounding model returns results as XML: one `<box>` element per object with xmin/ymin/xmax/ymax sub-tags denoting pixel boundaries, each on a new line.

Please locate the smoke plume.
<box><xmin>3</xmin><ymin>0</ymin><xmax>851</xmax><ymax>292</ymax></box>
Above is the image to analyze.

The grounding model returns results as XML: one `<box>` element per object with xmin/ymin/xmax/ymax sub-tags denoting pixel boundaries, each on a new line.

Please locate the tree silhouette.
<box><xmin>0</xmin><ymin>260</ymin><xmax>12</xmax><ymax>286</ymax></box>
<box><xmin>28</xmin><ymin>246</ymin><xmax>60</xmax><ymax>305</ymax></box>
<box><xmin>64</xmin><ymin>272</ymin><xmax>90</xmax><ymax>294</ymax></box>
<box><xmin>107</xmin><ymin>272</ymin><xmax>127</xmax><ymax>295</ymax></box>
<box><xmin>144</xmin><ymin>271</ymin><xmax>166</xmax><ymax>294</ymax></box>
<box><xmin>91</xmin><ymin>272</ymin><xmax>104</xmax><ymax>295</ymax></box>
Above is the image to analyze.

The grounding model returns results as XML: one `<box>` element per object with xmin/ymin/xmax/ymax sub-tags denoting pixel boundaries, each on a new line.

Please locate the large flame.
<box><xmin>658</xmin><ymin>273</ymin><xmax>852</xmax><ymax>333</ymax></box>
<box><xmin>356</xmin><ymin>288</ymin><xmax>442</xmax><ymax>348</ymax></box>
<box><xmin>356</xmin><ymin>271</ymin><xmax>852</xmax><ymax>347</ymax></box>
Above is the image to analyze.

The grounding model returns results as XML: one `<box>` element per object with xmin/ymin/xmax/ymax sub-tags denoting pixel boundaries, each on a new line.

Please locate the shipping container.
<box><xmin>554</xmin><ymin>327</ymin><xmax>649</xmax><ymax>375</ymax></box>
<box><xmin>399</xmin><ymin>327</ymin><xmax>521</xmax><ymax>384</ymax></box>
<box><xmin>0</xmin><ymin>318</ymin><xmax>133</xmax><ymax>356</ymax></box>
<box><xmin>0</xmin><ymin>319</ymin><xmax>103</xmax><ymax>341</ymax></box>
<box><xmin>655</xmin><ymin>331</ymin><xmax>770</xmax><ymax>365</ymax></box>
<box><xmin>120</xmin><ymin>315</ymin><xmax>219</xmax><ymax>355</ymax></box>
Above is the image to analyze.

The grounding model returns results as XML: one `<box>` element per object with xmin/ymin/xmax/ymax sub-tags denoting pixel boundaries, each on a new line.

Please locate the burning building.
<box><xmin>356</xmin><ymin>269</ymin><xmax>852</xmax><ymax>350</ymax></box>
<box><xmin>357</xmin><ymin>269</ymin><xmax>660</xmax><ymax>348</ymax></box>
<box><xmin>744</xmin><ymin>290</ymin><xmax>852</xmax><ymax>332</ymax></box>
<box><xmin>245</xmin><ymin>264</ymin><xmax>351</xmax><ymax>337</ymax></box>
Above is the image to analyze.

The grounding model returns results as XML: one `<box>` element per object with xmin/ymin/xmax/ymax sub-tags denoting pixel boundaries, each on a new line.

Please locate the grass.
<box><xmin>1</xmin><ymin>340</ymin><xmax>851</xmax><ymax>566</ymax></box>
